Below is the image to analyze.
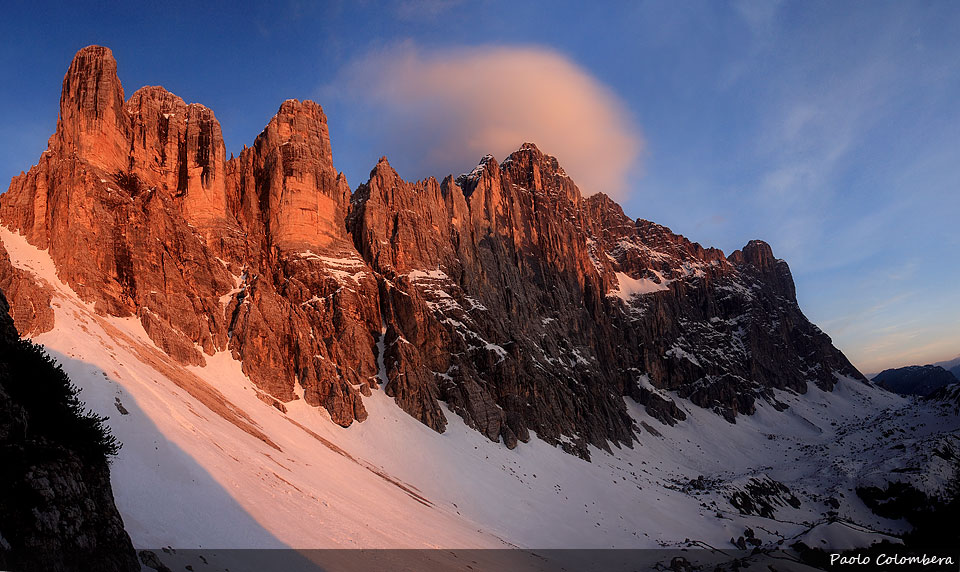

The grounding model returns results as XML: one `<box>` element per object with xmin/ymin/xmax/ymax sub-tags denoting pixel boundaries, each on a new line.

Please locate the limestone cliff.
<box><xmin>0</xmin><ymin>46</ymin><xmax>866</xmax><ymax>459</ymax></box>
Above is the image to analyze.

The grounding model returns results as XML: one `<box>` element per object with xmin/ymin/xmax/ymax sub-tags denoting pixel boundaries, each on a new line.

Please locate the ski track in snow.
<box><xmin>2</xmin><ymin>225</ymin><xmax>958</xmax><ymax>558</ymax></box>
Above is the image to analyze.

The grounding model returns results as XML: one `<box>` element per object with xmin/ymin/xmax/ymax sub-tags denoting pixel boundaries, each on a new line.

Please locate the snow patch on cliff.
<box><xmin>609</xmin><ymin>271</ymin><xmax>670</xmax><ymax>301</ymax></box>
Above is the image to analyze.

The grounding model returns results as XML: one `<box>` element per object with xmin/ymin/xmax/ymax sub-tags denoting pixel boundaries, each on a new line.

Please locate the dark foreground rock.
<box><xmin>0</xmin><ymin>287</ymin><xmax>138</xmax><ymax>572</ymax></box>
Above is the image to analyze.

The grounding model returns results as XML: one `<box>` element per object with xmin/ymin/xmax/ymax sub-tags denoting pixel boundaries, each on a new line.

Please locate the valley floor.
<box><xmin>2</xmin><ymin>225</ymin><xmax>958</xmax><ymax>569</ymax></box>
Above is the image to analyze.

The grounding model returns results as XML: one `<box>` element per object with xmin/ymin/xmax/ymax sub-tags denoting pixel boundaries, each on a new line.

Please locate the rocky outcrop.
<box><xmin>0</xmin><ymin>241</ymin><xmax>54</xmax><ymax>336</ymax></box>
<box><xmin>53</xmin><ymin>45</ymin><xmax>129</xmax><ymax>173</ymax></box>
<box><xmin>595</xmin><ymin>217</ymin><xmax>863</xmax><ymax>421</ymax></box>
<box><xmin>1</xmin><ymin>47</ymin><xmax>236</xmax><ymax>367</ymax></box>
<box><xmin>124</xmin><ymin>86</ymin><xmax>231</xmax><ymax>231</ymax></box>
<box><xmin>0</xmin><ymin>46</ymin><xmax>866</xmax><ymax>458</ymax></box>
<box><xmin>0</xmin><ymin>288</ymin><xmax>138</xmax><ymax>572</ymax></box>
<box><xmin>927</xmin><ymin>383</ymin><xmax>960</xmax><ymax>411</ymax></box>
<box><xmin>347</xmin><ymin>147</ymin><xmax>636</xmax><ymax>452</ymax></box>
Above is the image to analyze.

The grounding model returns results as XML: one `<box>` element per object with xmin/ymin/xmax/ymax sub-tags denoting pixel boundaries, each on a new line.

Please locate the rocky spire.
<box><xmin>233</xmin><ymin>99</ymin><xmax>350</xmax><ymax>252</ymax></box>
<box><xmin>125</xmin><ymin>86</ymin><xmax>229</xmax><ymax>228</ymax></box>
<box><xmin>52</xmin><ymin>45</ymin><xmax>129</xmax><ymax>171</ymax></box>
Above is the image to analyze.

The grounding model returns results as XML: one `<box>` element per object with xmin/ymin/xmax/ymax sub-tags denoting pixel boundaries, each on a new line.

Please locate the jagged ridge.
<box><xmin>0</xmin><ymin>46</ymin><xmax>865</xmax><ymax>458</ymax></box>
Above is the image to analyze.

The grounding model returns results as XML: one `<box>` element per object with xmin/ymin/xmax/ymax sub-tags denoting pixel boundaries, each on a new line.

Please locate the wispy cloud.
<box><xmin>719</xmin><ymin>0</ymin><xmax>784</xmax><ymax>88</ymax></box>
<box><xmin>394</xmin><ymin>0</ymin><xmax>464</xmax><ymax>20</ymax></box>
<box><xmin>733</xmin><ymin>0</ymin><xmax>783</xmax><ymax>40</ymax></box>
<box><xmin>748</xmin><ymin>53</ymin><xmax>900</xmax><ymax>272</ymax></box>
<box><xmin>820</xmin><ymin>291</ymin><xmax>915</xmax><ymax>337</ymax></box>
<box><xmin>327</xmin><ymin>43</ymin><xmax>643</xmax><ymax>198</ymax></box>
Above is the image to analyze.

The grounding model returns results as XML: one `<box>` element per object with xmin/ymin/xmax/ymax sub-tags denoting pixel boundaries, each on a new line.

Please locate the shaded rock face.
<box><xmin>597</xmin><ymin>224</ymin><xmax>862</xmax><ymax>423</ymax></box>
<box><xmin>0</xmin><ymin>289</ymin><xmax>139</xmax><ymax>572</ymax></box>
<box><xmin>347</xmin><ymin>143</ymin><xmax>864</xmax><ymax>452</ymax></box>
<box><xmin>873</xmin><ymin>365</ymin><xmax>958</xmax><ymax>396</ymax></box>
<box><xmin>0</xmin><ymin>241</ymin><xmax>54</xmax><ymax>336</ymax></box>
<box><xmin>0</xmin><ymin>46</ymin><xmax>866</xmax><ymax>457</ymax></box>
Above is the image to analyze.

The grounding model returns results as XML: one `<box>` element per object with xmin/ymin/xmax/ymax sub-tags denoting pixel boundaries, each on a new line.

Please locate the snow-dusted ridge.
<box><xmin>1</xmin><ymin>225</ymin><xmax>958</xmax><ymax>561</ymax></box>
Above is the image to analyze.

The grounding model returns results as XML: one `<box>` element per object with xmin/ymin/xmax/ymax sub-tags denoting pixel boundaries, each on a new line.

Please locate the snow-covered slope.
<box><xmin>2</xmin><ymin>225</ymin><xmax>957</xmax><ymax>567</ymax></box>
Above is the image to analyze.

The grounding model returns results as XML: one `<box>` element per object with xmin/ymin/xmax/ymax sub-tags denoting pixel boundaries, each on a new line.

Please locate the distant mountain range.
<box><xmin>869</xmin><ymin>356</ymin><xmax>960</xmax><ymax>397</ymax></box>
<box><xmin>934</xmin><ymin>355</ymin><xmax>960</xmax><ymax>381</ymax></box>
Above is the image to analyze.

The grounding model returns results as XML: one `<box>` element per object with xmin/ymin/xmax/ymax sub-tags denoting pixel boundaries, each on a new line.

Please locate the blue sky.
<box><xmin>1</xmin><ymin>1</ymin><xmax>958</xmax><ymax>373</ymax></box>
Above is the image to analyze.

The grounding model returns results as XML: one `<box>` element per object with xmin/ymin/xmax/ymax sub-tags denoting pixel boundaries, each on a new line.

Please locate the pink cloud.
<box><xmin>335</xmin><ymin>44</ymin><xmax>643</xmax><ymax>198</ymax></box>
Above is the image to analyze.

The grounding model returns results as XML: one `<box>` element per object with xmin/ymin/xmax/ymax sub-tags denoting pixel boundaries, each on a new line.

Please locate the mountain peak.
<box><xmin>126</xmin><ymin>85</ymin><xmax>187</xmax><ymax>110</ymax></box>
<box><xmin>276</xmin><ymin>98</ymin><xmax>326</xmax><ymax>120</ymax></box>
<box><xmin>874</xmin><ymin>364</ymin><xmax>957</xmax><ymax>396</ymax></box>
<box><xmin>504</xmin><ymin>141</ymin><xmax>545</xmax><ymax>163</ymax></box>
<box><xmin>233</xmin><ymin>96</ymin><xmax>346</xmax><ymax>252</ymax></box>
<box><xmin>455</xmin><ymin>153</ymin><xmax>499</xmax><ymax>194</ymax></box>
<box><xmin>743</xmin><ymin>239</ymin><xmax>776</xmax><ymax>267</ymax></box>
<box><xmin>500</xmin><ymin>142</ymin><xmax>579</xmax><ymax>204</ymax></box>
<box><xmin>728</xmin><ymin>239</ymin><xmax>799</xmax><ymax>302</ymax></box>
<box><xmin>365</xmin><ymin>155</ymin><xmax>401</xmax><ymax>190</ymax></box>
<box><xmin>61</xmin><ymin>45</ymin><xmax>123</xmax><ymax>112</ymax></box>
<box><xmin>728</xmin><ymin>239</ymin><xmax>775</xmax><ymax>269</ymax></box>
<box><xmin>264</xmin><ymin>99</ymin><xmax>329</xmax><ymax>147</ymax></box>
<box><xmin>67</xmin><ymin>45</ymin><xmax>118</xmax><ymax>76</ymax></box>
<box><xmin>1</xmin><ymin>44</ymin><xmax>867</xmax><ymax>464</ymax></box>
<box><xmin>54</xmin><ymin>45</ymin><xmax>128</xmax><ymax>169</ymax></box>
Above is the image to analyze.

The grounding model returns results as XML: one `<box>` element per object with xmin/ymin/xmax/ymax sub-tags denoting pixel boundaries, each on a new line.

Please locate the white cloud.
<box><xmin>330</xmin><ymin>43</ymin><xmax>643</xmax><ymax>198</ymax></box>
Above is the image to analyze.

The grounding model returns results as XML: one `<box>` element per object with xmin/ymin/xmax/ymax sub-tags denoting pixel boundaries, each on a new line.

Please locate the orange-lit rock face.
<box><xmin>349</xmin><ymin>157</ymin><xmax>460</xmax><ymax>276</ymax></box>
<box><xmin>0</xmin><ymin>45</ymin><xmax>868</xmax><ymax>451</ymax></box>
<box><xmin>0</xmin><ymin>47</ymin><xmax>374</xmax><ymax>426</ymax></box>
<box><xmin>5</xmin><ymin>48</ymin><xmax>231</xmax><ymax>248</ymax></box>
<box><xmin>125</xmin><ymin>86</ymin><xmax>229</xmax><ymax>228</ymax></box>
<box><xmin>0</xmin><ymin>46</ymin><xmax>235</xmax><ymax>360</ymax></box>
<box><xmin>52</xmin><ymin>46</ymin><xmax>130</xmax><ymax>172</ymax></box>
<box><xmin>232</xmin><ymin>99</ymin><xmax>350</xmax><ymax>253</ymax></box>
